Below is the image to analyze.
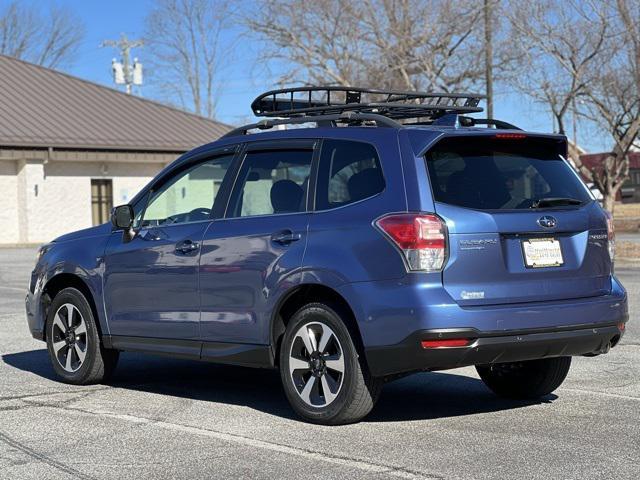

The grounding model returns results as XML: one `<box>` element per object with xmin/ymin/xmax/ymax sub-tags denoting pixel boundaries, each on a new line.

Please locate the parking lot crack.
<box><xmin>0</xmin><ymin>431</ymin><xmax>97</xmax><ymax>480</ymax></box>
<box><xmin>0</xmin><ymin>386</ymin><xmax>109</xmax><ymax>402</ymax></box>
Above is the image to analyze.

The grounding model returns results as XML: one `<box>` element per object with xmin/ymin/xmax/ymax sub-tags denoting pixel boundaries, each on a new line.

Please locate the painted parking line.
<box><xmin>0</xmin><ymin>285</ymin><xmax>26</xmax><ymax>292</ymax></box>
<box><xmin>17</xmin><ymin>399</ymin><xmax>440</xmax><ymax>480</ymax></box>
<box><xmin>560</xmin><ymin>387</ymin><xmax>640</xmax><ymax>402</ymax></box>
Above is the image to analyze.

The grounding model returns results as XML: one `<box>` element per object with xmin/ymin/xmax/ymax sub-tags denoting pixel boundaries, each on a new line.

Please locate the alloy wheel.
<box><xmin>51</xmin><ymin>303</ymin><xmax>88</xmax><ymax>373</ymax></box>
<box><xmin>289</xmin><ymin>321</ymin><xmax>345</xmax><ymax>407</ymax></box>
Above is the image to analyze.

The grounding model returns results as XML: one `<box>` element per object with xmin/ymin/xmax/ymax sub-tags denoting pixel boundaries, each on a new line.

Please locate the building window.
<box><xmin>91</xmin><ymin>179</ymin><xmax>113</xmax><ymax>225</ymax></box>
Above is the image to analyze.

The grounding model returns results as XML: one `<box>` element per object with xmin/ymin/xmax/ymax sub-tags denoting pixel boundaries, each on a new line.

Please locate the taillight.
<box><xmin>494</xmin><ymin>133</ymin><xmax>527</xmax><ymax>139</ymax></box>
<box><xmin>375</xmin><ymin>213</ymin><xmax>448</xmax><ymax>272</ymax></box>
<box><xmin>605</xmin><ymin>210</ymin><xmax>615</xmax><ymax>262</ymax></box>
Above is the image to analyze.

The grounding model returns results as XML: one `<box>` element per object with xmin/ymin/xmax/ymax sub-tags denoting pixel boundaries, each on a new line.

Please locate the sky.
<box><xmin>45</xmin><ymin>0</ymin><xmax>610</xmax><ymax>152</ymax></box>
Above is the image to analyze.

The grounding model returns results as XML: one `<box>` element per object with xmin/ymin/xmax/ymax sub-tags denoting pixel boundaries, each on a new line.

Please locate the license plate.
<box><xmin>522</xmin><ymin>238</ymin><xmax>564</xmax><ymax>268</ymax></box>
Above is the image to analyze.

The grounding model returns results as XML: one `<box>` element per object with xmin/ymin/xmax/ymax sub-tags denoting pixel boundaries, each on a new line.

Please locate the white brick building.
<box><xmin>0</xmin><ymin>55</ymin><xmax>229</xmax><ymax>245</ymax></box>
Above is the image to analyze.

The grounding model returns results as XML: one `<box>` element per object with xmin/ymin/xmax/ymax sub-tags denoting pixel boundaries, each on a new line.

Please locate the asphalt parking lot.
<box><xmin>1</xmin><ymin>248</ymin><xmax>638</xmax><ymax>479</ymax></box>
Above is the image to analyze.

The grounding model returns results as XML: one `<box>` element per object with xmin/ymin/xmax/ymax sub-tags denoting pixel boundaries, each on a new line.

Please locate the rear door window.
<box><xmin>315</xmin><ymin>139</ymin><xmax>385</xmax><ymax>210</ymax></box>
<box><xmin>426</xmin><ymin>137</ymin><xmax>591</xmax><ymax>210</ymax></box>
<box><xmin>226</xmin><ymin>148</ymin><xmax>313</xmax><ymax>218</ymax></box>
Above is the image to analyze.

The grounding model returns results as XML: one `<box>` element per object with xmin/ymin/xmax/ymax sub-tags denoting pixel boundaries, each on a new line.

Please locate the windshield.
<box><xmin>425</xmin><ymin>136</ymin><xmax>592</xmax><ymax>210</ymax></box>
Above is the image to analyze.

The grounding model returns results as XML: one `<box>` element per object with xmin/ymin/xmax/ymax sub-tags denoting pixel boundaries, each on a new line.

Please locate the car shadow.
<box><xmin>2</xmin><ymin>349</ymin><xmax>555</xmax><ymax>423</ymax></box>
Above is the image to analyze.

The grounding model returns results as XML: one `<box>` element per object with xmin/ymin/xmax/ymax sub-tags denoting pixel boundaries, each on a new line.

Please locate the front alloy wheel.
<box><xmin>46</xmin><ymin>287</ymin><xmax>119</xmax><ymax>385</ymax></box>
<box><xmin>51</xmin><ymin>303</ymin><xmax>88</xmax><ymax>373</ymax></box>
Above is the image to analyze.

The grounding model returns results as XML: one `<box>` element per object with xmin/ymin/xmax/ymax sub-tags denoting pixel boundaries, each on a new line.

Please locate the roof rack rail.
<box><xmin>251</xmin><ymin>86</ymin><xmax>485</xmax><ymax>121</ymax></box>
<box><xmin>222</xmin><ymin>111</ymin><xmax>402</xmax><ymax>138</ymax></box>
<box><xmin>458</xmin><ymin>116</ymin><xmax>521</xmax><ymax>130</ymax></box>
<box><xmin>430</xmin><ymin>114</ymin><xmax>521</xmax><ymax>130</ymax></box>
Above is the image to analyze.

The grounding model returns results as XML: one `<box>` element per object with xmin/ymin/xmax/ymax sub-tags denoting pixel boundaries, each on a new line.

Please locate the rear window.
<box><xmin>425</xmin><ymin>137</ymin><xmax>591</xmax><ymax>210</ymax></box>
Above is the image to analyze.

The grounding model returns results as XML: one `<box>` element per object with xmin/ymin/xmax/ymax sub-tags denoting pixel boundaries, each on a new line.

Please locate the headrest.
<box><xmin>347</xmin><ymin>168</ymin><xmax>384</xmax><ymax>203</ymax></box>
<box><xmin>270</xmin><ymin>179</ymin><xmax>304</xmax><ymax>213</ymax></box>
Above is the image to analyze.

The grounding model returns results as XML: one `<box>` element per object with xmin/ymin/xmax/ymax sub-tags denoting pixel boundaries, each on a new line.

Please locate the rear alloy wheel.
<box><xmin>288</xmin><ymin>322</ymin><xmax>345</xmax><ymax>408</ymax></box>
<box><xmin>476</xmin><ymin>357</ymin><xmax>572</xmax><ymax>399</ymax></box>
<box><xmin>280</xmin><ymin>303</ymin><xmax>382</xmax><ymax>425</ymax></box>
<box><xmin>46</xmin><ymin>287</ymin><xmax>119</xmax><ymax>385</ymax></box>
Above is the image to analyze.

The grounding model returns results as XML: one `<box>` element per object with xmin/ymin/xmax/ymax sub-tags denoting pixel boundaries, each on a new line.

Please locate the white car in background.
<box><xmin>587</xmin><ymin>183</ymin><xmax>604</xmax><ymax>203</ymax></box>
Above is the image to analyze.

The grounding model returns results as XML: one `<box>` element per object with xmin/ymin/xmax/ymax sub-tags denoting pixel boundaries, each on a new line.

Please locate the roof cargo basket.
<box><xmin>222</xmin><ymin>86</ymin><xmax>492</xmax><ymax>138</ymax></box>
<box><xmin>251</xmin><ymin>86</ymin><xmax>485</xmax><ymax>121</ymax></box>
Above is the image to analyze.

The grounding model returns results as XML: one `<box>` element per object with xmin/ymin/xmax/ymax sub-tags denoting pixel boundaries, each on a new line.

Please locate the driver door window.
<box><xmin>141</xmin><ymin>155</ymin><xmax>233</xmax><ymax>227</ymax></box>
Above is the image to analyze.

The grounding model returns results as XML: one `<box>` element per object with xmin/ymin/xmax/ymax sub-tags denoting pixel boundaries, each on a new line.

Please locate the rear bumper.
<box><xmin>338</xmin><ymin>273</ymin><xmax>628</xmax><ymax>377</ymax></box>
<box><xmin>366</xmin><ymin>321</ymin><xmax>627</xmax><ymax>377</ymax></box>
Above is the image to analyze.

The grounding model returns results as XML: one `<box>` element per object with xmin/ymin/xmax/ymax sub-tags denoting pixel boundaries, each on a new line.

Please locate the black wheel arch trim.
<box><xmin>268</xmin><ymin>282</ymin><xmax>365</xmax><ymax>368</ymax></box>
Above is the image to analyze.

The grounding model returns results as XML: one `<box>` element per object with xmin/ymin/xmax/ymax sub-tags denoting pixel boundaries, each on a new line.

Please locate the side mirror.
<box><xmin>111</xmin><ymin>205</ymin><xmax>134</xmax><ymax>229</ymax></box>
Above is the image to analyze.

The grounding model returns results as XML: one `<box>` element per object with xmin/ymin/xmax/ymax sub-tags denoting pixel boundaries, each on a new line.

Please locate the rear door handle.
<box><xmin>175</xmin><ymin>239</ymin><xmax>200</xmax><ymax>254</ymax></box>
<box><xmin>271</xmin><ymin>230</ymin><xmax>302</xmax><ymax>245</ymax></box>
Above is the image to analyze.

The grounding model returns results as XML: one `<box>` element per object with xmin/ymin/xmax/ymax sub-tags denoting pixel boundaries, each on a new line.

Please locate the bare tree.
<box><xmin>0</xmin><ymin>1</ymin><xmax>84</xmax><ymax>69</ymax></box>
<box><xmin>145</xmin><ymin>0</ymin><xmax>235</xmax><ymax>119</ymax></box>
<box><xmin>506</xmin><ymin>0</ymin><xmax>640</xmax><ymax>212</ymax></box>
<box><xmin>580</xmin><ymin>0</ymin><xmax>640</xmax><ymax>212</ymax></box>
<box><xmin>506</xmin><ymin>0</ymin><xmax>609</xmax><ymax>137</ymax></box>
<box><xmin>245</xmin><ymin>0</ymin><xmax>488</xmax><ymax>92</ymax></box>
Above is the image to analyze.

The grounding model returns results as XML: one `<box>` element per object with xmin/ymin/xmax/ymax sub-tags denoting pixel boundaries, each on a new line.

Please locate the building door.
<box><xmin>91</xmin><ymin>179</ymin><xmax>113</xmax><ymax>225</ymax></box>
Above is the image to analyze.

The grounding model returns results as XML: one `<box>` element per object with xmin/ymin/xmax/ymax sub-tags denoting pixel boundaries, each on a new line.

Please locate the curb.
<box><xmin>616</xmin><ymin>257</ymin><xmax>640</xmax><ymax>265</ymax></box>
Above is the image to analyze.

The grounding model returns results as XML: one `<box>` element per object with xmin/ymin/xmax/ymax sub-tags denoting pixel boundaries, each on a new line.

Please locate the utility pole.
<box><xmin>571</xmin><ymin>97</ymin><xmax>578</xmax><ymax>148</ymax></box>
<box><xmin>101</xmin><ymin>33</ymin><xmax>143</xmax><ymax>94</ymax></box>
<box><xmin>484</xmin><ymin>0</ymin><xmax>494</xmax><ymax>119</ymax></box>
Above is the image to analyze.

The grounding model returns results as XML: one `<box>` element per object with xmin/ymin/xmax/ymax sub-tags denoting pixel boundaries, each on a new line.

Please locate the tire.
<box><xmin>476</xmin><ymin>357</ymin><xmax>572</xmax><ymax>399</ymax></box>
<box><xmin>279</xmin><ymin>302</ymin><xmax>382</xmax><ymax>425</ymax></box>
<box><xmin>46</xmin><ymin>287</ymin><xmax>119</xmax><ymax>385</ymax></box>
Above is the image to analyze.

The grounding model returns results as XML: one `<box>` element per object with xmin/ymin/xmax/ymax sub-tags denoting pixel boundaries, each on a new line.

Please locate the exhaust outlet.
<box><xmin>583</xmin><ymin>339</ymin><xmax>613</xmax><ymax>358</ymax></box>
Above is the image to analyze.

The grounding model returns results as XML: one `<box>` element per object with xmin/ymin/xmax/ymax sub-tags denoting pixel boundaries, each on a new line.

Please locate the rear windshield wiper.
<box><xmin>531</xmin><ymin>197</ymin><xmax>584</xmax><ymax>209</ymax></box>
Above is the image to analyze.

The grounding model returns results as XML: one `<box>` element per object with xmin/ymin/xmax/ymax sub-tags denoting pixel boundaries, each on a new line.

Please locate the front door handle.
<box><xmin>175</xmin><ymin>239</ymin><xmax>200</xmax><ymax>254</ymax></box>
<box><xmin>271</xmin><ymin>230</ymin><xmax>302</xmax><ymax>245</ymax></box>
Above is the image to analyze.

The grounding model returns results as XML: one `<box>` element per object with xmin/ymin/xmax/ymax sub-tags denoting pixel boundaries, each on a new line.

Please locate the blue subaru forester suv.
<box><xmin>26</xmin><ymin>87</ymin><xmax>628</xmax><ymax>424</ymax></box>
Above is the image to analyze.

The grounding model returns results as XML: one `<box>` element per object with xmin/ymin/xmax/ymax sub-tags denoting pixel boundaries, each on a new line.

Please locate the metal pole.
<box><xmin>572</xmin><ymin>97</ymin><xmax>578</xmax><ymax>147</ymax></box>
<box><xmin>101</xmin><ymin>34</ymin><xmax>143</xmax><ymax>94</ymax></box>
<box><xmin>484</xmin><ymin>0</ymin><xmax>494</xmax><ymax>119</ymax></box>
<box><xmin>122</xmin><ymin>39</ymin><xmax>132</xmax><ymax>94</ymax></box>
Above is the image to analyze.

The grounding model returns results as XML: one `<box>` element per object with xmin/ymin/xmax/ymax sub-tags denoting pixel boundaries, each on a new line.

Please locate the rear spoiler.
<box><xmin>408</xmin><ymin>130</ymin><xmax>568</xmax><ymax>158</ymax></box>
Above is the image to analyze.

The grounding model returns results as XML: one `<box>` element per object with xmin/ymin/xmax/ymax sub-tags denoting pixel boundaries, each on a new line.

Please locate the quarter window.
<box><xmin>141</xmin><ymin>155</ymin><xmax>234</xmax><ymax>227</ymax></box>
<box><xmin>227</xmin><ymin>149</ymin><xmax>313</xmax><ymax>218</ymax></box>
<box><xmin>315</xmin><ymin>140</ymin><xmax>384</xmax><ymax>210</ymax></box>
